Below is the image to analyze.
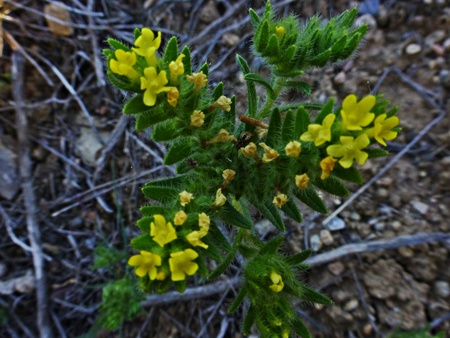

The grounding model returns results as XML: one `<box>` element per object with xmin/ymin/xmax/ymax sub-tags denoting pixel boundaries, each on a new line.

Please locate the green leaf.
<box><xmin>136</xmin><ymin>216</ymin><xmax>152</xmax><ymax>232</ymax></box>
<box><xmin>259</xmin><ymin>236</ymin><xmax>284</xmax><ymax>255</ymax></box>
<box><xmin>281</xmin><ymin>197</ymin><xmax>303</xmax><ymax>223</ymax></box>
<box><xmin>152</xmin><ymin>120</ymin><xmax>180</xmax><ymax>141</ymax></box>
<box><xmin>144</xmin><ymin>175</ymin><xmax>186</xmax><ymax>188</ymax></box>
<box><xmin>242</xmin><ymin>304</ymin><xmax>257</xmax><ymax>336</ymax></box>
<box><xmin>281</xmin><ymin>109</ymin><xmax>295</xmax><ymax>143</ymax></box>
<box><xmin>133</xmin><ymin>27</ymin><xmax>141</xmax><ymax>42</ymax></box>
<box><xmin>337</xmin><ymin>8</ymin><xmax>358</xmax><ymax>29</ymax></box>
<box><xmin>198</xmin><ymin>62</ymin><xmax>209</xmax><ymax>76</ymax></box>
<box><xmin>314</xmin><ymin>98</ymin><xmax>335</xmax><ymax>124</ymax></box>
<box><xmin>135</xmin><ymin>107</ymin><xmax>171</xmax><ymax>130</ymax></box>
<box><xmin>236</xmin><ymin>55</ymin><xmax>257</xmax><ymax>118</ymax></box>
<box><xmin>300</xmin><ymin>283</ymin><xmax>333</xmax><ymax>304</ymax></box>
<box><xmin>107</xmin><ymin>38</ymin><xmax>131</xmax><ymax>52</ymax></box>
<box><xmin>266</xmin><ymin>34</ymin><xmax>280</xmax><ymax>58</ymax></box>
<box><xmin>163</xmin><ymin>36</ymin><xmax>178</xmax><ymax>63</ymax></box>
<box><xmin>131</xmin><ymin>234</ymin><xmax>155</xmax><ymax>251</ymax></box>
<box><xmin>141</xmin><ymin>186</ymin><xmax>178</xmax><ymax>204</ymax></box>
<box><xmin>181</xmin><ymin>46</ymin><xmax>192</xmax><ymax>74</ymax></box>
<box><xmin>249</xmin><ymin>8</ymin><xmax>261</xmax><ymax>27</ymax></box>
<box><xmin>366</xmin><ymin>148</ymin><xmax>389</xmax><ymax>158</ymax></box>
<box><xmin>208</xmin><ymin>221</ymin><xmax>231</xmax><ymax>251</ymax></box>
<box><xmin>227</xmin><ymin>287</ymin><xmax>247</xmax><ymax>313</ymax></box>
<box><xmin>292</xmin><ymin>316</ymin><xmax>312</xmax><ymax>338</ymax></box>
<box><xmin>293</xmin><ymin>187</ymin><xmax>328</xmax><ymax>214</ymax></box>
<box><xmin>256</xmin><ymin>20</ymin><xmax>269</xmax><ymax>53</ymax></box>
<box><xmin>310</xmin><ymin>48</ymin><xmax>331</xmax><ymax>67</ymax></box>
<box><xmin>278</xmin><ymin>81</ymin><xmax>312</xmax><ymax>95</ymax></box>
<box><xmin>263</xmin><ymin>0</ymin><xmax>272</xmax><ymax>17</ymax></box>
<box><xmin>280</xmin><ymin>44</ymin><xmax>297</xmax><ymax>64</ymax></box>
<box><xmin>256</xmin><ymin>201</ymin><xmax>285</xmax><ymax>232</ymax></box>
<box><xmin>244</xmin><ymin>73</ymin><xmax>275</xmax><ymax>100</ymax></box>
<box><xmin>218</xmin><ymin>201</ymin><xmax>253</xmax><ymax>229</ymax></box>
<box><xmin>265</xmin><ymin>107</ymin><xmax>282</xmax><ymax>147</ymax></box>
<box><xmin>285</xmin><ymin>249</ymin><xmax>312</xmax><ymax>266</ymax></box>
<box><xmin>208</xmin><ymin>245</ymin><xmax>238</xmax><ymax>280</ymax></box>
<box><xmin>174</xmin><ymin>280</ymin><xmax>186</xmax><ymax>293</ymax></box>
<box><xmin>106</xmin><ymin>70</ymin><xmax>137</xmax><ymax>92</ymax></box>
<box><xmin>123</xmin><ymin>94</ymin><xmax>148</xmax><ymax>115</ymax></box>
<box><xmin>212</xmin><ymin>82</ymin><xmax>224</xmax><ymax>100</ymax></box>
<box><xmin>295</xmin><ymin>106</ymin><xmax>311</xmax><ymax>138</ymax></box>
<box><xmin>201</xmin><ymin>241</ymin><xmax>222</xmax><ymax>262</ymax></box>
<box><xmin>313</xmin><ymin>176</ymin><xmax>349</xmax><ymax>197</ymax></box>
<box><xmin>332</xmin><ymin>166</ymin><xmax>364</xmax><ymax>184</ymax></box>
<box><xmin>164</xmin><ymin>138</ymin><xmax>196</xmax><ymax>165</ymax></box>
<box><xmin>102</xmin><ymin>49</ymin><xmax>113</xmax><ymax>58</ymax></box>
<box><xmin>140</xmin><ymin>205</ymin><xmax>169</xmax><ymax>216</ymax></box>
<box><xmin>330</xmin><ymin>34</ymin><xmax>348</xmax><ymax>60</ymax></box>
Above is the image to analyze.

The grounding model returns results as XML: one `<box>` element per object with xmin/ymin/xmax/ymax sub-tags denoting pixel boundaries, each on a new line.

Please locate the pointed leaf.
<box><xmin>208</xmin><ymin>245</ymin><xmax>237</xmax><ymax>280</ymax></box>
<box><xmin>136</xmin><ymin>216</ymin><xmax>152</xmax><ymax>232</ymax></box>
<box><xmin>281</xmin><ymin>197</ymin><xmax>303</xmax><ymax>223</ymax></box>
<box><xmin>198</xmin><ymin>62</ymin><xmax>209</xmax><ymax>76</ymax></box>
<box><xmin>244</xmin><ymin>73</ymin><xmax>275</xmax><ymax>100</ymax></box>
<box><xmin>212</xmin><ymin>82</ymin><xmax>224</xmax><ymax>100</ymax></box>
<box><xmin>218</xmin><ymin>201</ymin><xmax>253</xmax><ymax>229</ymax></box>
<box><xmin>259</xmin><ymin>236</ymin><xmax>284</xmax><ymax>255</ymax></box>
<box><xmin>140</xmin><ymin>205</ymin><xmax>170</xmax><ymax>216</ymax></box>
<box><xmin>330</xmin><ymin>34</ymin><xmax>347</xmax><ymax>60</ymax></box>
<box><xmin>141</xmin><ymin>186</ymin><xmax>178</xmax><ymax>204</ymax></box>
<box><xmin>164</xmin><ymin>138</ymin><xmax>196</xmax><ymax>165</ymax></box>
<box><xmin>123</xmin><ymin>94</ymin><xmax>148</xmax><ymax>115</ymax></box>
<box><xmin>208</xmin><ymin>221</ymin><xmax>231</xmax><ymax>251</ymax></box>
<box><xmin>181</xmin><ymin>46</ymin><xmax>192</xmax><ymax>74</ymax></box>
<box><xmin>242</xmin><ymin>304</ymin><xmax>257</xmax><ymax>336</ymax></box>
<box><xmin>281</xmin><ymin>109</ymin><xmax>296</xmax><ymax>143</ymax></box>
<box><xmin>152</xmin><ymin>120</ymin><xmax>180</xmax><ymax>141</ymax></box>
<box><xmin>266</xmin><ymin>34</ymin><xmax>280</xmax><ymax>58</ymax></box>
<box><xmin>236</xmin><ymin>55</ymin><xmax>257</xmax><ymax>118</ymax></box>
<box><xmin>174</xmin><ymin>280</ymin><xmax>186</xmax><ymax>293</ymax></box>
<box><xmin>332</xmin><ymin>166</ymin><xmax>364</xmax><ymax>184</ymax></box>
<box><xmin>163</xmin><ymin>36</ymin><xmax>178</xmax><ymax>63</ymax></box>
<box><xmin>135</xmin><ymin>107</ymin><xmax>171</xmax><ymax>130</ymax></box>
<box><xmin>293</xmin><ymin>187</ymin><xmax>328</xmax><ymax>214</ymax></box>
<box><xmin>310</xmin><ymin>48</ymin><xmax>331</xmax><ymax>67</ymax></box>
<box><xmin>366</xmin><ymin>148</ymin><xmax>389</xmax><ymax>158</ymax></box>
<box><xmin>285</xmin><ymin>249</ymin><xmax>312</xmax><ymax>266</ymax></box>
<box><xmin>107</xmin><ymin>38</ymin><xmax>131</xmax><ymax>52</ymax></box>
<box><xmin>106</xmin><ymin>70</ymin><xmax>137</xmax><ymax>92</ymax></box>
<box><xmin>249</xmin><ymin>8</ymin><xmax>260</xmax><ymax>27</ymax></box>
<box><xmin>292</xmin><ymin>316</ymin><xmax>312</xmax><ymax>338</ymax></box>
<box><xmin>265</xmin><ymin>107</ymin><xmax>282</xmax><ymax>147</ymax></box>
<box><xmin>256</xmin><ymin>20</ymin><xmax>269</xmax><ymax>54</ymax></box>
<box><xmin>278</xmin><ymin>81</ymin><xmax>312</xmax><ymax>95</ymax></box>
<box><xmin>144</xmin><ymin>175</ymin><xmax>186</xmax><ymax>188</ymax></box>
<box><xmin>295</xmin><ymin>106</ymin><xmax>311</xmax><ymax>138</ymax></box>
<box><xmin>280</xmin><ymin>44</ymin><xmax>297</xmax><ymax>64</ymax></box>
<box><xmin>300</xmin><ymin>283</ymin><xmax>333</xmax><ymax>304</ymax></box>
<box><xmin>256</xmin><ymin>201</ymin><xmax>285</xmax><ymax>232</ymax></box>
<box><xmin>227</xmin><ymin>287</ymin><xmax>248</xmax><ymax>313</ymax></box>
<box><xmin>313</xmin><ymin>176</ymin><xmax>349</xmax><ymax>197</ymax></box>
<box><xmin>314</xmin><ymin>98</ymin><xmax>335</xmax><ymax>124</ymax></box>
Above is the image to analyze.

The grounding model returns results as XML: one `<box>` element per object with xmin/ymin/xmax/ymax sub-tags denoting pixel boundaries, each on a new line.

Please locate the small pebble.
<box><xmin>326</xmin><ymin>217</ymin><xmax>346</xmax><ymax>231</ymax></box>
<box><xmin>411</xmin><ymin>200</ymin><xmax>429</xmax><ymax>215</ymax></box>
<box><xmin>344</xmin><ymin>299</ymin><xmax>359</xmax><ymax>311</ymax></box>
<box><xmin>320</xmin><ymin>229</ymin><xmax>334</xmax><ymax>246</ymax></box>
<box><xmin>310</xmin><ymin>234</ymin><xmax>322</xmax><ymax>252</ymax></box>
<box><xmin>374</xmin><ymin>222</ymin><xmax>385</xmax><ymax>232</ymax></box>
<box><xmin>405</xmin><ymin>43</ymin><xmax>422</xmax><ymax>55</ymax></box>
<box><xmin>363</xmin><ymin>324</ymin><xmax>373</xmax><ymax>335</ymax></box>
<box><xmin>349</xmin><ymin>212</ymin><xmax>361</xmax><ymax>221</ymax></box>
<box><xmin>333</xmin><ymin>71</ymin><xmax>346</xmax><ymax>84</ymax></box>
<box><xmin>398</xmin><ymin>247</ymin><xmax>414</xmax><ymax>258</ymax></box>
<box><xmin>391</xmin><ymin>221</ymin><xmax>402</xmax><ymax>230</ymax></box>
<box><xmin>328</xmin><ymin>261</ymin><xmax>345</xmax><ymax>276</ymax></box>
<box><xmin>434</xmin><ymin>281</ymin><xmax>450</xmax><ymax>298</ymax></box>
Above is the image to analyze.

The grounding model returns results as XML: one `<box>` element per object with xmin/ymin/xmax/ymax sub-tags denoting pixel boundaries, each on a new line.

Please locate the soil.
<box><xmin>0</xmin><ymin>0</ymin><xmax>449</xmax><ymax>337</ymax></box>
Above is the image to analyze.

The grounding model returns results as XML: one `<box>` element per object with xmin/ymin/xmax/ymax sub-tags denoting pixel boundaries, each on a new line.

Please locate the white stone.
<box><xmin>326</xmin><ymin>217</ymin><xmax>346</xmax><ymax>231</ymax></box>
<box><xmin>310</xmin><ymin>234</ymin><xmax>322</xmax><ymax>252</ymax></box>
<box><xmin>320</xmin><ymin>229</ymin><xmax>334</xmax><ymax>246</ymax></box>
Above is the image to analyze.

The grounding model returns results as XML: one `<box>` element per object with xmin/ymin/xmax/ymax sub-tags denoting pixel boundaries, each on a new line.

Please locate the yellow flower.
<box><xmin>186</xmin><ymin>71</ymin><xmax>207</xmax><ymax>91</ymax></box>
<box><xmin>167</xmin><ymin>87</ymin><xmax>179</xmax><ymax>107</ymax></box>
<box><xmin>173</xmin><ymin>210</ymin><xmax>187</xmax><ymax>226</ymax></box>
<box><xmin>275</xmin><ymin>26</ymin><xmax>285</xmax><ymax>39</ymax></box>
<box><xmin>133</xmin><ymin>28</ymin><xmax>162</xmax><ymax>65</ymax></box>
<box><xmin>222</xmin><ymin>169</ymin><xmax>236</xmax><ymax>181</ymax></box>
<box><xmin>169</xmin><ymin>54</ymin><xmax>185</xmax><ymax>82</ymax></box>
<box><xmin>320</xmin><ymin>156</ymin><xmax>337</xmax><ymax>180</ymax></box>
<box><xmin>211</xmin><ymin>96</ymin><xmax>232</xmax><ymax>112</ymax></box>
<box><xmin>269</xmin><ymin>272</ymin><xmax>284</xmax><ymax>292</ymax></box>
<box><xmin>140</xmin><ymin>67</ymin><xmax>171</xmax><ymax>107</ymax></box>
<box><xmin>186</xmin><ymin>231</ymin><xmax>208</xmax><ymax>249</ymax></box>
<box><xmin>156</xmin><ymin>271</ymin><xmax>167</xmax><ymax>280</ymax></box>
<box><xmin>207</xmin><ymin>129</ymin><xmax>236</xmax><ymax>144</ymax></box>
<box><xmin>340</xmin><ymin>94</ymin><xmax>376</xmax><ymax>131</ymax></box>
<box><xmin>179</xmin><ymin>191</ymin><xmax>194</xmax><ymax>206</ymax></box>
<box><xmin>190</xmin><ymin>110</ymin><xmax>205</xmax><ymax>127</ymax></box>
<box><xmin>169</xmin><ymin>249</ymin><xmax>199</xmax><ymax>281</ymax></box>
<box><xmin>198</xmin><ymin>212</ymin><xmax>210</xmax><ymax>234</ymax></box>
<box><xmin>273</xmin><ymin>192</ymin><xmax>288</xmax><ymax>208</ymax></box>
<box><xmin>109</xmin><ymin>50</ymin><xmax>138</xmax><ymax>78</ymax></box>
<box><xmin>241</xmin><ymin>142</ymin><xmax>257</xmax><ymax>158</ymax></box>
<box><xmin>300</xmin><ymin>114</ymin><xmax>335</xmax><ymax>146</ymax></box>
<box><xmin>295</xmin><ymin>173</ymin><xmax>310</xmax><ymax>189</ymax></box>
<box><xmin>150</xmin><ymin>215</ymin><xmax>177</xmax><ymax>247</ymax></box>
<box><xmin>128</xmin><ymin>251</ymin><xmax>162</xmax><ymax>279</ymax></box>
<box><xmin>255</xmin><ymin>127</ymin><xmax>268</xmax><ymax>139</ymax></box>
<box><xmin>259</xmin><ymin>143</ymin><xmax>279</xmax><ymax>163</ymax></box>
<box><xmin>327</xmin><ymin>134</ymin><xmax>370</xmax><ymax>168</ymax></box>
<box><xmin>366</xmin><ymin>114</ymin><xmax>399</xmax><ymax>146</ymax></box>
<box><xmin>285</xmin><ymin>141</ymin><xmax>301</xmax><ymax>157</ymax></box>
<box><xmin>213</xmin><ymin>188</ymin><xmax>227</xmax><ymax>207</ymax></box>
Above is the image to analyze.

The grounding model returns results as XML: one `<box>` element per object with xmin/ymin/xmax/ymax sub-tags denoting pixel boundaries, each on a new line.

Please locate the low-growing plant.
<box><xmin>101</xmin><ymin>1</ymin><xmax>401</xmax><ymax>336</ymax></box>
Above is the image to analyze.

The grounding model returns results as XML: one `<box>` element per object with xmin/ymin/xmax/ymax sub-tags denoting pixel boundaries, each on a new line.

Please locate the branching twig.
<box><xmin>12</xmin><ymin>50</ymin><xmax>53</xmax><ymax>338</ymax></box>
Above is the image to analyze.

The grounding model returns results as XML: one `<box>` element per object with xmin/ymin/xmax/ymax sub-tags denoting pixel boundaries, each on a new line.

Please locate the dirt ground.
<box><xmin>0</xmin><ymin>0</ymin><xmax>449</xmax><ymax>337</ymax></box>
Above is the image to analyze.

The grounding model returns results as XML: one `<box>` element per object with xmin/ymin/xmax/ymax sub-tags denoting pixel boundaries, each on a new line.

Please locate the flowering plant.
<box><xmin>103</xmin><ymin>1</ymin><xmax>400</xmax><ymax>336</ymax></box>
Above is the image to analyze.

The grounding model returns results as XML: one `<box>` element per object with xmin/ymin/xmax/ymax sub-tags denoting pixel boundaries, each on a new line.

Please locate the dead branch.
<box><xmin>12</xmin><ymin>50</ymin><xmax>53</xmax><ymax>338</ymax></box>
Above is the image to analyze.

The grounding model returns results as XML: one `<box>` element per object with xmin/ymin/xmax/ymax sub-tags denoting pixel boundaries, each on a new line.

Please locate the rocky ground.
<box><xmin>0</xmin><ymin>0</ymin><xmax>449</xmax><ymax>337</ymax></box>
